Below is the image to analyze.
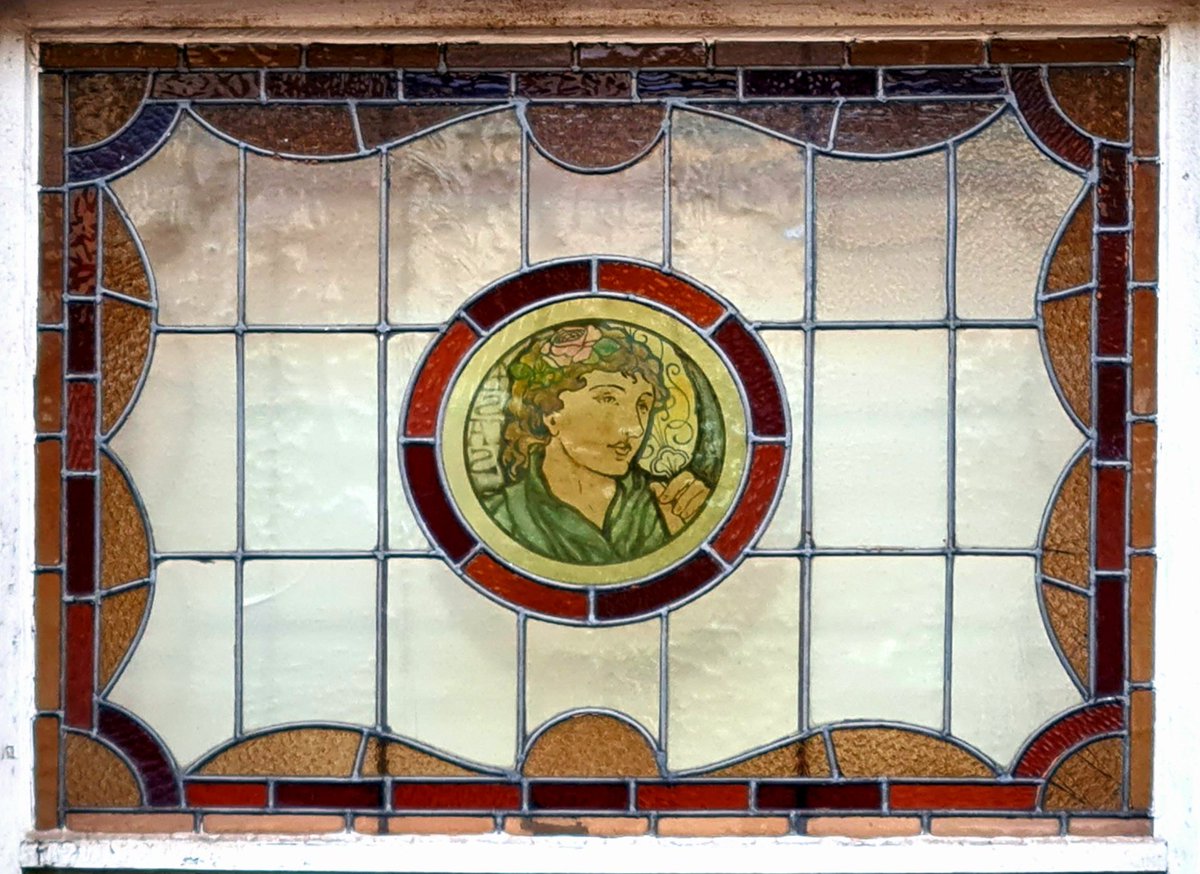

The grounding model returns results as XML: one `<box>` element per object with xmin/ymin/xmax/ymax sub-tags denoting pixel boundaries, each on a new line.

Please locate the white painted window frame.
<box><xmin>1</xmin><ymin>5</ymin><xmax>1196</xmax><ymax>872</ymax></box>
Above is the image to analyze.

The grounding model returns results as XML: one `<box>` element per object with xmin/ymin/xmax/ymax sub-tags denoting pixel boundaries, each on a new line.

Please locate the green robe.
<box><xmin>483</xmin><ymin>450</ymin><xmax>669</xmax><ymax>565</ymax></box>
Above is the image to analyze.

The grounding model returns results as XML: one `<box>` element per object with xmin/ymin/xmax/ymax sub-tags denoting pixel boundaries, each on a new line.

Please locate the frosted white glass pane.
<box><xmin>671</xmin><ymin>110</ymin><xmax>805</xmax><ymax>321</ymax></box>
<box><xmin>244</xmin><ymin>334</ymin><xmax>377</xmax><ymax>550</ymax></box>
<box><xmin>956</xmin><ymin>114</ymin><xmax>1084</xmax><ymax>319</ymax></box>
<box><xmin>815</xmin><ymin>151</ymin><xmax>947</xmax><ymax>320</ymax></box>
<box><xmin>808</xmin><ymin>556</ymin><xmax>945</xmax><ymax>728</ymax></box>
<box><xmin>111</xmin><ymin>334</ymin><xmax>236</xmax><ymax>552</ymax></box>
<box><xmin>956</xmin><ymin>330</ymin><xmax>1084</xmax><ymax>547</ymax></box>
<box><xmin>112</xmin><ymin>116</ymin><xmax>239</xmax><ymax>326</ymax></box>
<box><xmin>525</xmin><ymin>619</ymin><xmax>660</xmax><ymax>738</ymax></box>
<box><xmin>389</xmin><ymin>112</ymin><xmax>521</xmax><ymax>325</ymax></box>
<box><xmin>109</xmin><ymin>560</ymin><xmax>235</xmax><ymax>766</ymax></box>
<box><xmin>242</xmin><ymin>560</ymin><xmax>376</xmax><ymax>730</ymax></box>
<box><xmin>387</xmin><ymin>559</ymin><xmax>517</xmax><ymax>767</ymax></box>
<box><xmin>528</xmin><ymin>141</ymin><xmax>662</xmax><ymax>265</ymax></box>
<box><xmin>951</xmin><ymin>556</ymin><xmax>1081</xmax><ymax>765</ymax></box>
<box><xmin>812</xmin><ymin>330</ymin><xmax>948</xmax><ymax>547</ymax></box>
<box><xmin>668</xmin><ymin>558</ymin><xmax>799</xmax><ymax>770</ymax></box>
<box><xmin>245</xmin><ymin>154</ymin><xmax>381</xmax><ymax>325</ymax></box>
<box><xmin>387</xmin><ymin>332</ymin><xmax>436</xmax><ymax>550</ymax></box>
<box><xmin>758</xmin><ymin>330</ymin><xmax>805</xmax><ymax>548</ymax></box>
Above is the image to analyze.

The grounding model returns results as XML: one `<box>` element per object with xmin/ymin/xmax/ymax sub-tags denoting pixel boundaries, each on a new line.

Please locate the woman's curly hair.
<box><xmin>500</xmin><ymin>321</ymin><xmax>668</xmax><ymax>481</ymax></box>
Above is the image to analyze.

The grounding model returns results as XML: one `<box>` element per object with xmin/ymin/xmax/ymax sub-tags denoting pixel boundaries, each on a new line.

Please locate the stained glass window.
<box><xmin>33</xmin><ymin>36</ymin><xmax>1158</xmax><ymax>838</ymax></box>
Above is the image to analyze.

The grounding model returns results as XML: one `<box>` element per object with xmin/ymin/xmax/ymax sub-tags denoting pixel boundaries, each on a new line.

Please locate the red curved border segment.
<box><xmin>465</xmin><ymin>261</ymin><xmax>592</xmax><ymax>331</ymax></box>
<box><xmin>713</xmin><ymin>443</ymin><xmax>786</xmax><ymax>562</ymax></box>
<box><xmin>594</xmin><ymin>551</ymin><xmax>723</xmax><ymax>620</ymax></box>
<box><xmin>1013</xmin><ymin>701</ymin><xmax>1125</xmax><ymax>778</ymax></box>
<box><xmin>403</xmin><ymin>319</ymin><xmax>479</xmax><ymax>438</ymax></box>
<box><xmin>402</xmin><ymin>259</ymin><xmax>789</xmax><ymax>622</ymax></box>
<box><xmin>713</xmin><ymin>319</ymin><xmax>787</xmax><ymax>437</ymax></box>
<box><xmin>1009</xmin><ymin>67</ymin><xmax>1095</xmax><ymax>171</ymax></box>
<box><xmin>402</xmin><ymin>442</ymin><xmax>478</xmax><ymax>562</ymax></box>
<box><xmin>464</xmin><ymin>553</ymin><xmax>589</xmax><ymax>620</ymax></box>
<box><xmin>597</xmin><ymin>261</ymin><xmax>727</xmax><ymax>328</ymax></box>
<box><xmin>97</xmin><ymin>703</ymin><xmax>181</xmax><ymax>806</ymax></box>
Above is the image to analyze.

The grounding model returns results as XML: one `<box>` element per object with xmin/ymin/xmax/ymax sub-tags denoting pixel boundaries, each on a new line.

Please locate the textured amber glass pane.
<box><xmin>388</xmin><ymin>112</ymin><xmax>521</xmax><ymax>325</ymax></box>
<box><xmin>242</xmin><ymin>560</ymin><xmax>377</xmax><ymax>730</ymax></box>
<box><xmin>387</xmin><ymin>559</ymin><xmax>517</xmax><ymax>767</ymax></box>
<box><xmin>528</xmin><ymin>141</ymin><xmax>663</xmax><ymax>266</ymax></box>
<box><xmin>815</xmin><ymin>151</ymin><xmax>947</xmax><ymax>320</ymax></box>
<box><xmin>246</xmin><ymin>155</ymin><xmax>381</xmax><ymax>325</ymax></box>
<box><xmin>109</xmin><ymin>560</ymin><xmax>235</xmax><ymax>766</ymax></box>
<box><xmin>244</xmin><ymin>334</ymin><xmax>377</xmax><ymax>550</ymax></box>
<box><xmin>668</xmin><ymin>558</ymin><xmax>799</xmax><ymax>770</ymax></box>
<box><xmin>670</xmin><ymin>110</ymin><xmax>806</xmax><ymax>321</ymax></box>
<box><xmin>951</xmin><ymin>557</ymin><xmax>1081</xmax><ymax>763</ymax></box>
<box><xmin>112</xmin><ymin>117</ymin><xmax>239</xmax><ymax>326</ymax></box>
<box><xmin>809</xmin><ymin>557</ymin><xmax>945</xmax><ymax>729</ymax></box>
<box><xmin>812</xmin><ymin>330</ymin><xmax>947</xmax><ymax>547</ymax></box>
<box><xmin>955</xmin><ymin>330</ymin><xmax>1083</xmax><ymax>547</ymax></box>
<box><xmin>525</xmin><ymin>619</ymin><xmax>660</xmax><ymax>739</ymax></box>
<box><xmin>110</xmin><ymin>334</ymin><xmax>237</xmax><ymax>551</ymax></box>
<box><xmin>955</xmin><ymin>114</ymin><xmax>1084</xmax><ymax>319</ymax></box>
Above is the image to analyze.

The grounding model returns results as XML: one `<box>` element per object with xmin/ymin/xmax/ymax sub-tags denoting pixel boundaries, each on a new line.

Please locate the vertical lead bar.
<box><xmin>799</xmin><ymin>143</ymin><xmax>816</xmax><ymax>734</ymax></box>
<box><xmin>233</xmin><ymin>146</ymin><xmax>247</xmax><ymax>738</ymax></box>
<box><xmin>376</xmin><ymin>148</ymin><xmax>390</xmax><ymax>733</ymax></box>
<box><xmin>943</xmin><ymin>143</ymin><xmax>958</xmax><ymax>735</ymax></box>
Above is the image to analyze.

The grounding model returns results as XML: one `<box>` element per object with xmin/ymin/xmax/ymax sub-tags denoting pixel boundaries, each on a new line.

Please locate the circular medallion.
<box><xmin>401</xmin><ymin>260</ymin><xmax>789</xmax><ymax>623</ymax></box>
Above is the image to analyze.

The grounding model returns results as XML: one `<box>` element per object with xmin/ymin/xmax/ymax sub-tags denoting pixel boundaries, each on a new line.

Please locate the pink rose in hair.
<box><xmin>541</xmin><ymin>324</ymin><xmax>602</xmax><ymax>368</ymax></box>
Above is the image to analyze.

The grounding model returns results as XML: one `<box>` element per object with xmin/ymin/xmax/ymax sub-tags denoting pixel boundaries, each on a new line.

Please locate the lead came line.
<box><xmin>800</xmin><ymin>142</ymin><xmax>817</xmax><ymax>734</ymax></box>
<box><xmin>234</xmin><ymin>145</ymin><xmax>248</xmax><ymax>739</ymax></box>
<box><xmin>377</xmin><ymin>148</ymin><xmax>391</xmax><ymax>733</ymax></box>
<box><xmin>943</xmin><ymin>143</ymin><xmax>959</xmax><ymax>736</ymax></box>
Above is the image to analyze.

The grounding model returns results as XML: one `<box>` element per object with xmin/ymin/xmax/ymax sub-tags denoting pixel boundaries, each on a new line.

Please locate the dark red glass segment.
<box><xmin>401</xmin><ymin>443</ymin><xmax>477</xmax><ymax>563</ymax></box>
<box><xmin>1095</xmin><ymin>466</ymin><xmax>1127</xmax><ymax>571</ymax></box>
<box><xmin>1097</xmin><ymin>233</ymin><xmax>1129</xmax><ymax>356</ymax></box>
<box><xmin>636</xmin><ymin>782</ymin><xmax>749</xmax><ymax>811</ymax></box>
<box><xmin>756</xmin><ymin>781</ymin><xmax>883</xmax><ymax>811</ymax></box>
<box><xmin>743</xmin><ymin>69</ymin><xmax>876</xmax><ymax>98</ymax></box>
<box><xmin>392</xmin><ymin>781</ymin><xmax>522</xmax><ymax>811</ymax></box>
<box><xmin>64</xmin><ymin>602</ymin><xmax>95</xmax><ymax>727</ymax></box>
<box><xmin>1009</xmin><ymin>67</ymin><xmax>1094</xmax><ymax>169</ymax></box>
<box><xmin>404</xmin><ymin>319</ymin><xmax>478</xmax><ymax>438</ymax></box>
<box><xmin>713</xmin><ymin>319</ymin><xmax>786</xmax><ymax>437</ymax></box>
<box><xmin>1094</xmin><ymin>574</ymin><xmax>1127</xmax><ymax>695</ymax></box>
<box><xmin>186</xmin><ymin>781</ymin><xmax>270</xmax><ymax>808</ymax></box>
<box><xmin>596</xmin><ymin>262</ymin><xmax>726</xmax><ymax>329</ymax></box>
<box><xmin>1014</xmin><ymin>701</ymin><xmax>1125</xmax><ymax>777</ymax></box>
<box><xmin>713</xmin><ymin>442</ymin><xmax>786</xmax><ymax>560</ymax></box>
<box><xmin>593</xmin><ymin>551</ymin><xmax>722</xmax><ymax>620</ymax></box>
<box><xmin>65</xmin><ymin>382</ymin><xmax>96</xmax><ymax>471</ymax></box>
<box><xmin>274</xmin><ymin>780</ymin><xmax>384</xmax><ymax>809</ymax></box>
<box><xmin>889</xmin><ymin>783</ymin><xmax>1038</xmax><ymax>811</ymax></box>
<box><xmin>66</xmin><ymin>302</ymin><xmax>95</xmax><ymax>373</ymax></box>
<box><xmin>528</xmin><ymin>781</ymin><xmax>629</xmax><ymax>811</ymax></box>
<box><xmin>465</xmin><ymin>553</ymin><xmax>589</xmax><ymax>620</ymax></box>
<box><xmin>465</xmin><ymin>262</ymin><xmax>592</xmax><ymax>331</ymax></box>
<box><xmin>1097</xmin><ymin>145</ymin><xmax>1130</xmax><ymax>227</ymax></box>
<box><xmin>97</xmin><ymin>704</ymin><xmax>182</xmax><ymax>806</ymax></box>
<box><xmin>65</xmin><ymin>475</ymin><xmax>95</xmax><ymax>596</ymax></box>
<box><xmin>1096</xmin><ymin>365</ymin><xmax>1128</xmax><ymax>460</ymax></box>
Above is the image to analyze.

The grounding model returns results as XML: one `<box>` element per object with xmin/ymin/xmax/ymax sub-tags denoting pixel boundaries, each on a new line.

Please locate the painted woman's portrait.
<box><xmin>464</xmin><ymin>319</ymin><xmax>727</xmax><ymax>566</ymax></box>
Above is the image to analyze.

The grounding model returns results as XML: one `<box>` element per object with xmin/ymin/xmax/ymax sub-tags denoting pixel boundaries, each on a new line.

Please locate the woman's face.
<box><xmin>544</xmin><ymin>369</ymin><xmax>655</xmax><ymax>477</ymax></box>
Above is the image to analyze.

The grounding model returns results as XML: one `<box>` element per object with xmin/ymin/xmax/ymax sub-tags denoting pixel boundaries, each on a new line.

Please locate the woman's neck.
<box><xmin>540</xmin><ymin>439</ymin><xmax>617</xmax><ymax>529</ymax></box>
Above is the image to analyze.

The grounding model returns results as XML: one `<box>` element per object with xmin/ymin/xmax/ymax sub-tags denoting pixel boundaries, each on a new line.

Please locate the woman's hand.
<box><xmin>650</xmin><ymin>471</ymin><xmax>711</xmax><ymax>535</ymax></box>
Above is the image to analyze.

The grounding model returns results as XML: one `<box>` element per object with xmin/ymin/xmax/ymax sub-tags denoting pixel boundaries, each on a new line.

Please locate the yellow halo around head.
<box><xmin>441</xmin><ymin>298</ymin><xmax>748</xmax><ymax>587</ymax></box>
